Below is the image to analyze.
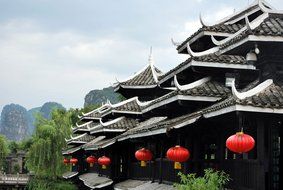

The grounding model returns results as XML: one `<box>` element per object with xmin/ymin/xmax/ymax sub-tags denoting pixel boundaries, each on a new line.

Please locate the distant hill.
<box><xmin>0</xmin><ymin>102</ymin><xmax>65</xmax><ymax>141</ymax></box>
<box><xmin>39</xmin><ymin>102</ymin><xmax>65</xmax><ymax>119</ymax></box>
<box><xmin>0</xmin><ymin>104</ymin><xmax>29</xmax><ymax>141</ymax></box>
<box><xmin>84</xmin><ymin>87</ymin><xmax>123</xmax><ymax>107</ymax></box>
<box><xmin>0</xmin><ymin>87</ymin><xmax>120</xmax><ymax>141</ymax></box>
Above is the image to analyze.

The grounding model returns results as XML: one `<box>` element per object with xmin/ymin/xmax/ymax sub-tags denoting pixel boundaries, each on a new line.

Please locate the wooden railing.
<box><xmin>0</xmin><ymin>174</ymin><xmax>30</xmax><ymax>185</ymax></box>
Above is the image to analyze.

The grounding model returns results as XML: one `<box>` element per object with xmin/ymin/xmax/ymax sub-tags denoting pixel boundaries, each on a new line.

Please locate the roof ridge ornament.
<box><xmin>199</xmin><ymin>13</ymin><xmax>211</xmax><ymax>27</ymax></box>
<box><xmin>171</xmin><ymin>38</ymin><xmax>181</xmax><ymax>46</ymax></box>
<box><xmin>211</xmin><ymin>13</ymin><xmax>268</xmax><ymax>46</ymax></box>
<box><xmin>100</xmin><ymin>117</ymin><xmax>125</xmax><ymax>127</ymax></box>
<box><xmin>174</xmin><ymin>75</ymin><xmax>211</xmax><ymax>91</ymax></box>
<box><xmin>148</xmin><ymin>47</ymin><xmax>159</xmax><ymax>83</ymax></box>
<box><xmin>258</xmin><ymin>0</ymin><xmax>277</xmax><ymax>12</ymax></box>
<box><xmin>186</xmin><ymin>43</ymin><xmax>219</xmax><ymax>57</ymax></box>
<box><xmin>231</xmin><ymin>78</ymin><xmax>273</xmax><ymax>100</ymax></box>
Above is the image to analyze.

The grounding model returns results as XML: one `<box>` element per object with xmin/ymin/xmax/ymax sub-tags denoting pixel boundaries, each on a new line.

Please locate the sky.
<box><xmin>0</xmin><ymin>0</ymin><xmax>282</xmax><ymax>111</ymax></box>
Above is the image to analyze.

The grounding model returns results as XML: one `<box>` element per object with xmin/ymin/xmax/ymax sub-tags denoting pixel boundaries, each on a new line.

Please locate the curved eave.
<box><xmin>67</xmin><ymin>141</ymin><xmax>87</xmax><ymax>145</ymax></box>
<box><xmin>80</xmin><ymin>116</ymin><xmax>101</xmax><ymax>121</ymax></box>
<box><xmin>124</xmin><ymin>115</ymin><xmax>201</xmax><ymax>140</ymax></box>
<box><xmin>62</xmin><ymin>146</ymin><xmax>82</xmax><ymax>155</ymax></box>
<box><xmin>158</xmin><ymin>60</ymin><xmax>255</xmax><ymax>86</ymax></box>
<box><xmin>114</xmin><ymin>84</ymin><xmax>158</xmax><ymax>92</ymax></box>
<box><xmin>177</xmin><ymin>31</ymin><xmax>232</xmax><ymax>53</ymax></box>
<box><xmin>90</xmin><ymin>128</ymin><xmax>126</xmax><ymax>135</ymax></box>
<box><xmin>220</xmin><ymin>35</ymin><xmax>283</xmax><ymax>54</ymax></box>
<box><xmin>203</xmin><ymin>104</ymin><xmax>283</xmax><ymax>119</ymax></box>
<box><xmin>112</xmin><ymin>110</ymin><xmax>142</xmax><ymax>115</ymax></box>
<box><xmin>73</xmin><ymin>128</ymin><xmax>90</xmax><ymax>134</ymax></box>
<box><xmin>84</xmin><ymin>139</ymin><xmax>117</xmax><ymax>151</ymax></box>
<box><xmin>190</xmin><ymin>60</ymin><xmax>256</xmax><ymax>70</ymax></box>
<box><xmin>141</xmin><ymin>94</ymin><xmax>222</xmax><ymax>114</ymax></box>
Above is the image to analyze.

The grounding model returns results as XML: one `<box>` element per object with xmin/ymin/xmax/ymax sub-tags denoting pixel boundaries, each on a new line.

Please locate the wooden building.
<box><xmin>62</xmin><ymin>1</ymin><xmax>283</xmax><ymax>189</ymax></box>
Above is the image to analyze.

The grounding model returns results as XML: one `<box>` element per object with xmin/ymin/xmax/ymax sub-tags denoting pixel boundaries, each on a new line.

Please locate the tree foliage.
<box><xmin>25</xmin><ymin>109</ymin><xmax>73</xmax><ymax>178</ymax></box>
<box><xmin>0</xmin><ymin>135</ymin><xmax>9</xmax><ymax>171</ymax></box>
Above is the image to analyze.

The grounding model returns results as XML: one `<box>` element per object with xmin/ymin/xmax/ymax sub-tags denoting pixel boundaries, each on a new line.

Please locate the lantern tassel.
<box><xmin>102</xmin><ymin>165</ymin><xmax>107</xmax><ymax>169</ymax></box>
<box><xmin>174</xmin><ymin>162</ymin><xmax>182</xmax><ymax>170</ymax></box>
<box><xmin>141</xmin><ymin>161</ymin><xmax>146</xmax><ymax>167</ymax></box>
<box><xmin>72</xmin><ymin>163</ymin><xmax>75</xmax><ymax>166</ymax></box>
<box><xmin>90</xmin><ymin>163</ymin><xmax>94</xmax><ymax>167</ymax></box>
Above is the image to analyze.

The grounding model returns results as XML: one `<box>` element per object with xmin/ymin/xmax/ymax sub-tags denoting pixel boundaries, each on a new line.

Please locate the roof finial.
<box><xmin>148</xmin><ymin>46</ymin><xmax>154</xmax><ymax>66</ymax></box>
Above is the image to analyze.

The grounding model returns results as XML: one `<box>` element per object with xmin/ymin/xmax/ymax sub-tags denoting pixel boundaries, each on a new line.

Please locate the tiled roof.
<box><xmin>83</xmin><ymin>136</ymin><xmax>106</xmax><ymax>150</ymax></box>
<box><xmin>90</xmin><ymin>117</ymin><xmax>138</xmax><ymax>134</ymax></box>
<box><xmin>221</xmin><ymin>14</ymin><xmax>283</xmax><ymax>49</ymax></box>
<box><xmin>103</xmin><ymin>117</ymin><xmax>138</xmax><ymax>130</ymax></box>
<box><xmin>72</xmin><ymin>121</ymin><xmax>100</xmax><ymax>133</ymax></box>
<box><xmin>159</xmin><ymin>54</ymin><xmax>247</xmax><ymax>83</ymax></box>
<box><xmin>203</xmin><ymin>83</ymin><xmax>283</xmax><ymax>114</ymax></box>
<box><xmin>120</xmin><ymin>66</ymin><xmax>162</xmax><ymax>86</ymax></box>
<box><xmin>84</xmin><ymin>138</ymin><xmax>116</xmax><ymax>150</ymax></box>
<box><xmin>82</xmin><ymin>98</ymin><xmax>145</xmax><ymax>119</ymax></box>
<box><xmin>142</xmin><ymin>79</ymin><xmax>230</xmax><ymax>111</ymax></box>
<box><xmin>114</xmin><ymin>99</ymin><xmax>142</xmax><ymax>113</ymax></box>
<box><xmin>118</xmin><ymin>81</ymin><xmax>283</xmax><ymax>139</ymax></box>
<box><xmin>66</xmin><ymin>134</ymin><xmax>96</xmax><ymax>144</ymax></box>
<box><xmin>193</xmin><ymin>54</ymin><xmax>246</xmax><ymax>64</ymax></box>
<box><xmin>62</xmin><ymin>145</ymin><xmax>83</xmax><ymax>155</ymax></box>
<box><xmin>125</xmin><ymin>111</ymin><xmax>201</xmax><ymax>136</ymax></box>
<box><xmin>179</xmin><ymin>80</ymin><xmax>231</xmax><ymax>97</ymax></box>
<box><xmin>177</xmin><ymin>23</ymin><xmax>244</xmax><ymax>50</ymax></box>
<box><xmin>113</xmin><ymin>64</ymin><xmax>163</xmax><ymax>92</ymax></box>
<box><xmin>101</xmin><ymin>97</ymin><xmax>143</xmax><ymax>116</ymax></box>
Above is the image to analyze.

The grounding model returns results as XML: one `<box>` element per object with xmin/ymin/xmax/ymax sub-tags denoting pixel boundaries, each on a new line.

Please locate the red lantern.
<box><xmin>98</xmin><ymin>156</ymin><xmax>111</xmax><ymax>169</ymax></box>
<box><xmin>63</xmin><ymin>158</ymin><xmax>69</xmax><ymax>165</ymax></box>
<box><xmin>86</xmin><ymin>156</ymin><xmax>97</xmax><ymax>167</ymax></box>
<box><xmin>226</xmin><ymin>131</ymin><xmax>255</xmax><ymax>154</ymax></box>
<box><xmin>135</xmin><ymin>148</ymin><xmax>153</xmax><ymax>167</ymax></box>
<box><xmin>70</xmin><ymin>158</ymin><xmax>78</xmax><ymax>166</ymax></box>
<box><xmin>166</xmin><ymin>145</ymin><xmax>190</xmax><ymax>169</ymax></box>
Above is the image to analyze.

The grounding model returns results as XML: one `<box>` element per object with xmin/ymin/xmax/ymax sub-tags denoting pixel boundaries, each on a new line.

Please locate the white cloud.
<box><xmin>0</xmin><ymin>19</ymin><xmax>184</xmax><ymax>111</ymax></box>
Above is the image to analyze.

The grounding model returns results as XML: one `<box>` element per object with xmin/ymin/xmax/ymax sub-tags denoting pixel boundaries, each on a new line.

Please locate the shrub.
<box><xmin>174</xmin><ymin>168</ymin><xmax>230</xmax><ymax>190</ymax></box>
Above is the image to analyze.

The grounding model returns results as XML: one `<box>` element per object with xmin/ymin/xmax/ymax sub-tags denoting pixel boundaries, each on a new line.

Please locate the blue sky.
<box><xmin>0</xmin><ymin>0</ymin><xmax>282</xmax><ymax>111</ymax></box>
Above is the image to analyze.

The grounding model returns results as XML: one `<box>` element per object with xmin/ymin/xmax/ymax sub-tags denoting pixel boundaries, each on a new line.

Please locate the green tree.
<box><xmin>25</xmin><ymin>109</ymin><xmax>73</xmax><ymax>178</ymax></box>
<box><xmin>19</xmin><ymin>138</ymin><xmax>33</xmax><ymax>151</ymax></box>
<box><xmin>9</xmin><ymin>141</ymin><xmax>19</xmax><ymax>154</ymax></box>
<box><xmin>0</xmin><ymin>135</ymin><xmax>9</xmax><ymax>172</ymax></box>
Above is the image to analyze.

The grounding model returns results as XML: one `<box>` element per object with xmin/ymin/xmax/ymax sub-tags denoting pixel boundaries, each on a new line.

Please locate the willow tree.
<box><xmin>0</xmin><ymin>135</ymin><xmax>9</xmax><ymax>171</ymax></box>
<box><xmin>25</xmin><ymin>109</ymin><xmax>73</xmax><ymax>178</ymax></box>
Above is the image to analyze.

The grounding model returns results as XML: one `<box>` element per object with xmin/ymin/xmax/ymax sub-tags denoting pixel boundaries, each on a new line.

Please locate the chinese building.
<box><xmin>62</xmin><ymin>1</ymin><xmax>283</xmax><ymax>189</ymax></box>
